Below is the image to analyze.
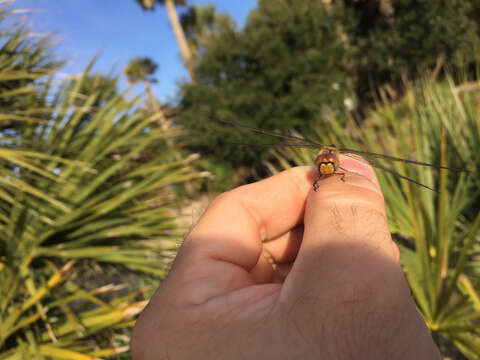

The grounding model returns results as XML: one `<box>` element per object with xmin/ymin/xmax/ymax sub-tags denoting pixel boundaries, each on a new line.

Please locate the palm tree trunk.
<box><xmin>142</xmin><ymin>80</ymin><xmax>180</xmax><ymax>163</ymax></box>
<box><xmin>143</xmin><ymin>80</ymin><xmax>169</xmax><ymax>130</ymax></box>
<box><xmin>164</xmin><ymin>0</ymin><xmax>196</xmax><ymax>82</ymax></box>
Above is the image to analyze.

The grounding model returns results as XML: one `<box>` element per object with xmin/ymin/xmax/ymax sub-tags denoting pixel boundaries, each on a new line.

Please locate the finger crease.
<box><xmin>238</xmin><ymin>197</ymin><xmax>268</xmax><ymax>242</ymax></box>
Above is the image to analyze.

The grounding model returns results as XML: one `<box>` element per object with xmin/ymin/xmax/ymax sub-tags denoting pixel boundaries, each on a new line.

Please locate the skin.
<box><xmin>130</xmin><ymin>156</ymin><xmax>441</xmax><ymax>360</ymax></box>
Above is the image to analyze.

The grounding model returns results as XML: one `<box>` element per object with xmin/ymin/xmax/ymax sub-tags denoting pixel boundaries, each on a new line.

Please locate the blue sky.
<box><xmin>15</xmin><ymin>0</ymin><xmax>257</xmax><ymax>103</ymax></box>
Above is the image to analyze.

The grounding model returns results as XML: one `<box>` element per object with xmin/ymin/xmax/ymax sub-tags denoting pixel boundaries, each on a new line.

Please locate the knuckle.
<box><xmin>209</xmin><ymin>188</ymin><xmax>240</xmax><ymax>208</ymax></box>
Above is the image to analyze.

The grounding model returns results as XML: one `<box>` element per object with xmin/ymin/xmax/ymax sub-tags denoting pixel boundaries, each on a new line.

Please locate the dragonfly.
<box><xmin>220</xmin><ymin>120</ymin><xmax>462</xmax><ymax>192</ymax></box>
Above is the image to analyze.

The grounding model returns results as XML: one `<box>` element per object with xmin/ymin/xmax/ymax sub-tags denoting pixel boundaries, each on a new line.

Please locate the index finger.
<box><xmin>185</xmin><ymin>166</ymin><xmax>314</xmax><ymax>271</ymax></box>
<box><xmin>163</xmin><ymin>166</ymin><xmax>314</xmax><ymax>305</ymax></box>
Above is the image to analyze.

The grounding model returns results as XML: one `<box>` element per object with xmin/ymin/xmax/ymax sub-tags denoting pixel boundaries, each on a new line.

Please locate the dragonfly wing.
<box><xmin>339</xmin><ymin>148</ymin><xmax>464</xmax><ymax>172</ymax></box>
<box><xmin>219</xmin><ymin>120</ymin><xmax>320</xmax><ymax>145</ymax></box>
<box><xmin>228</xmin><ymin>141</ymin><xmax>321</xmax><ymax>149</ymax></box>
<box><xmin>342</xmin><ymin>153</ymin><xmax>437</xmax><ymax>192</ymax></box>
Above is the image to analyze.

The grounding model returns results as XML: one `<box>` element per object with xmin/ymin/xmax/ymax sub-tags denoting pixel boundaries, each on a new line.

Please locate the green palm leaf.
<box><xmin>0</xmin><ymin>2</ymin><xmax>207</xmax><ymax>358</ymax></box>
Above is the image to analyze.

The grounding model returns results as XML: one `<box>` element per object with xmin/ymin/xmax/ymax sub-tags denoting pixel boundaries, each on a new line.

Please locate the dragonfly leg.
<box><xmin>338</xmin><ymin>166</ymin><xmax>349</xmax><ymax>182</ymax></box>
<box><xmin>313</xmin><ymin>175</ymin><xmax>325</xmax><ymax>191</ymax></box>
<box><xmin>314</xmin><ymin>171</ymin><xmax>351</xmax><ymax>191</ymax></box>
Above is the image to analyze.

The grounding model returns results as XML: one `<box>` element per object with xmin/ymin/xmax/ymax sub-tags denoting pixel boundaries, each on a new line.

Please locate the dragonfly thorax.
<box><xmin>314</xmin><ymin>146</ymin><xmax>340</xmax><ymax>175</ymax></box>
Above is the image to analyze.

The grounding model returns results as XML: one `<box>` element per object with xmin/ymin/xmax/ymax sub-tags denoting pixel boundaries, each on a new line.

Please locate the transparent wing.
<box><xmin>220</xmin><ymin>120</ymin><xmax>320</xmax><ymax>145</ymax></box>
<box><xmin>227</xmin><ymin>141</ymin><xmax>320</xmax><ymax>149</ymax></box>
<box><xmin>342</xmin><ymin>153</ymin><xmax>437</xmax><ymax>192</ymax></box>
<box><xmin>220</xmin><ymin>120</ymin><xmax>466</xmax><ymax>172</ymax></box>
<box><xmin>339</xmin><ymin>148</ymin><xmax>465</xmax><ymax>172</ymax></box>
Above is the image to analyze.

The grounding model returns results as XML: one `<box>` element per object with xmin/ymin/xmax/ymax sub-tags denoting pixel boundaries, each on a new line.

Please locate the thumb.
<box><xmin>283</xmin><ymin>155</ymin><xmax>401</xmax><ymax>299</ymax></box>
<box><xmin>278</xmin><ymin>157</ymin><xmax>440</xmax><ymax>359</ymax></box>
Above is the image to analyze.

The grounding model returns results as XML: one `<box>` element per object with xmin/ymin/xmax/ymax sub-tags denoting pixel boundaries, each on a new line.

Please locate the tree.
<box><xmin>0</xmin><ymin>4</ymin><xmax>205</xmax><ymax>357</ymax></box>
<box><xmin>179</xmin><ymin>0</ymin><xmax>480</xmax><ymax>171</ymax></box>
<box><xmin>124</xmin><ymin>57</ymin><xmax>159</xmax><ymax>110</ymax></box>
<box><xmin>124</xmin><ymin>57</ymin><xmax>171</xmax><ymax>131</ymax></box>
<box><xmin>62</xmin><ymin>72</ymin><xmax>120</xmax><ymax>134</ymax></box>
<box><xmin>179</xmin><ymin>0</ymin><xmax>350</xmax><ymax>167</ymax></box>
<box><xmin>339</xmin><ymin>0</ymin><xmax>480</xmax><ymax>101</ymax></box>
<box><xmin>0</xmin><ymin>64</ymin><xmax>204</xmax><ymax>358</ymax></box>
<box><xmin>135</xmin><ymin>0</ymin><xmax>195</xmax><ymax>81</ymax></box>
<box><xmin>0</xmin><ymin>5</ymin><xmax>61</xmax><ymax>133</ymax></box>
<box><xmin>180</xmin><ymin>4</ymin><xmax>236</xmax><ymax>63</ymax></box>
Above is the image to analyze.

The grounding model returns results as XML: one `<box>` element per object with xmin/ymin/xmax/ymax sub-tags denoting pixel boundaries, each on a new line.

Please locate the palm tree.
<box><xmin>124</xmin><ymin>57</ymin><xmax>169</xmax><ymax>129</ymax></box>
<box><xmin>0</xmin><ymin>62</ymin><xmax>205</xmax><ymax>357</ymax></box>
<box><xmin>180</xmin><ymin>4</ymin><xmax>235</xmax><ymax>63</ymax></box>
<box><xmin>135</xmin><ymin>0</ymin><xmax>195</xmax><ymax>82</ymax></box>
<box><xmin>0</xmin><ymin>0</ymin><xmax>208</xmax><ymax>360</ymax></box>
<box><xmin>124</xmin><ymin>57</ymin><xmax>159</xmax><ymax>110</ymax></box>
<box><xmin>0</xmin><ymin>3</ymin><xmax>206</xmax><ymax>355</ymax></box>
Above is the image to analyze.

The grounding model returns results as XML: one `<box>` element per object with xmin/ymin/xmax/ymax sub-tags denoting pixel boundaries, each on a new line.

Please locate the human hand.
<box><xmin>131</xmin><ymin>157</ymin><xmax>441</xmax><ymax>360</ymax></box>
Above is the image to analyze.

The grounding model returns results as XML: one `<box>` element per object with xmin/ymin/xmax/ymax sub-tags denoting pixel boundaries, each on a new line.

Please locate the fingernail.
<box><xmin>339</xmin><ymin>155</ymin><xmax>382</xmax><ymax>192</ymax></box>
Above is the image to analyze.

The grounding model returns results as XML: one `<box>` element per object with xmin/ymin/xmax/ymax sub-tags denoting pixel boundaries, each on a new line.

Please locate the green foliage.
<box><xmin>0</xmin><ymin>69</ymin><xmax>205</xmax><ymax>357</ymax></box>
<box><xmin>341</xmin><ymin>0</ymin><xmax>480</xmax><ymax>98</ymax></box>
<box><xmin>0</xmin><ymin>63</ymin><xmax>205</xmax><ymax>357</ymax></box>
<box><xmin>60</xmin><ymin>72</ymin><xmax>120</xmax><ymax>137</ymax></box>
<box><xmin>134</xmin><ymin>0</ymin><xmax>186</xmax><ymax>11</ymax></box>
<box><xmin>68</xmin><ymin>71</ymin><xmax>119</xmax><ymax>103</ymax></box>
<box><xmin>264</xmin><ymin>76</ymin><xmax>480</xmax><ymax>359</ymax></box>
<box><xmin>124</xmin><ymin>57</ymin><xmax>158</xmax><ymax>85</ymax></box>
<box><xmin>179</xmin><ymin>0</ymin><xmax>480</xmax><ymax>175</ymax></box>
<box><xmin>179</xmin><ymin>0</ymin><xmax>351</xmax><ymax>167</ymax></box>
<box><xmin>0</xmin><ymin>2</ymin><xmax>61</xmax><ymax>133</ymax></box>
<box><xmin>0</xmin><ymin>3</ymin><xmax>205</xmax><ymax>358</ymax></box>
<box><xmin>190</xmin><ymin>158</ymin><xmax>235</xmax><ymax>193</ymax></box>
<box><xmin>180</xmin><ymin>4</ymin><xmax>236</xmax><ymax>63</ymax></box>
